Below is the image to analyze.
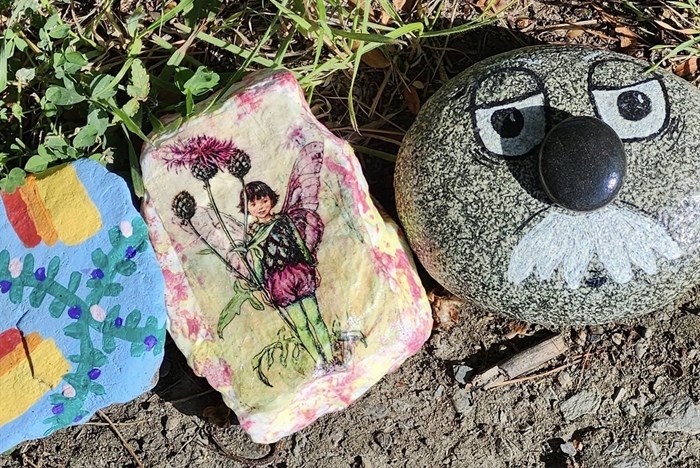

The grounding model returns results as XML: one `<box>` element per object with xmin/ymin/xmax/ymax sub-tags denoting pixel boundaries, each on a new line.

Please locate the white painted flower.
<box><xmin>90</xmin><ymin>305</ymin><xmax>106</xmax><ymax>322</ymax></box>
<box><xmin>508</xmin><ymin>205</ymin><xmax>683</xmax><ymax>288</ymax></box>
<box><xmin>119</xmin><ymin>220</ymin><xmax>133</xmax><ymax>238</ymax></box>
<box><xmin>8</xmin><ymin>258</ymin><xmax>22</xmax><ymax>278</ymax></box>
<box><xmin>62</xmin><ymin>384</ymin><xmax>76</xmax><ymax>398</ymax></box>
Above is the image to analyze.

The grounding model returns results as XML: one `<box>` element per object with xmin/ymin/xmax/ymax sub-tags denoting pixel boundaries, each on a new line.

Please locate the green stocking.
<box><xmin>299</xmin><ymin>296</ymin><xmax>334</xmax><ymax>362</ymax></box>
<box><xmin>285</xmin><ymin>302</ymin><xmax>323</xmax><ymax>364</ymax></box>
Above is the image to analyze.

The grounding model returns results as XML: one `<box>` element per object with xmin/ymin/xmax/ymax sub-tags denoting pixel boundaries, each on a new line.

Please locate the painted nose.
<box><xmin>539</xmin><ymin>116</ymin><xmax>626</xmax><ymax>212</ymax></box>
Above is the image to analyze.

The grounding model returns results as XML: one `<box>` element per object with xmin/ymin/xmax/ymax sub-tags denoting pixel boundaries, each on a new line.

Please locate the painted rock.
<box><xmin>140</xmin><ymin>69</ymin><xmax>432</xmax><ymax>443</ymax></box>
<box><xmin>395</xmin><ymin>45</ymin><xmax>700</xmax><ymax>325</ymax></box>
<box><xmin>0</xmin><ymin>160</ymin><xmax>166</xmax><ymax>451</ymax></box>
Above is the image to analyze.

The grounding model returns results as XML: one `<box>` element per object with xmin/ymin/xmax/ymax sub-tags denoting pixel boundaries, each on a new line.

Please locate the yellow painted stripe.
<box><xmin>0</xmin><ymin>332</ymin><xmax>41</xmax><ymax>377</ymax></box>
<box><xmin>0</xmin><ymin>338</ymin><xmax>69</xmax><ymax>427</ymax></box>
<box><xmin>35</xmin><ymin>164</ymin><xmax>102</xmax><ymax>246</ymax></box>
<box><xmin>19</xmin><ymin>177</ymin><xmax>59</xmax><ymax>246</ymax></box>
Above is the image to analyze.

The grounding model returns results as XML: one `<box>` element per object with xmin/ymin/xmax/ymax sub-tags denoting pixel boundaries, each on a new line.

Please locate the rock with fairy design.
<box><xmin>0</xmin><ymin>160</ymin><xmax>166</xmax><ymax>451</ymax></box>
<box><xmin>395</xmin><ymin>45</ymin><xmax>700</xmax><ymax>325</ymax></box>
<box><xmin>140</xmin><ymin>69</ymin><xmax>431</xmax><ymax>443</ymax></box>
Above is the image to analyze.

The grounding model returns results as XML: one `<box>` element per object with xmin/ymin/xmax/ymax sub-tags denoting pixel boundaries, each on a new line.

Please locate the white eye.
<box><xmin>591</xmin><ymin>79</ymin><xmax>668</xmax><ymax>141</ymax></box>
<box><xmin>474</xmin><ymin>93</ymin><xmax>547</xmax><ymax>157</ymax></box>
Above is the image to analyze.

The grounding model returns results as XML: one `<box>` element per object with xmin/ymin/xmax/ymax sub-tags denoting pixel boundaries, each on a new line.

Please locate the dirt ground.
<box><xmin>3</xmin><ymin>292</ymin><xmax>700</xmax><ymax>468</ymax></box>
<box><xmin>3</xmin><ymin>1</ymin><xmax>700</xmax><ymax>467</ymax></box>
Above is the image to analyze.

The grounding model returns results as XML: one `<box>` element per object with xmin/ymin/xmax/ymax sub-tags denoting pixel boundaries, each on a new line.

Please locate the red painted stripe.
<box><xmin>0</xmin><ymin>328</ymin><xmax>21</xmax><ymax>360</ymax></box>
<box><xmin>1</xmin><ymin>191</ymin><xmax>41</xmax><ymax>247</ymax></box>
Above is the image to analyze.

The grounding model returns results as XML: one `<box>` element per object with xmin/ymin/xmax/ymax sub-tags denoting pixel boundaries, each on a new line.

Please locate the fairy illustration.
<box><xmin>165</xmin><ymin>137</ymin><xmax>356</xmax><ymax>385</ymax></box>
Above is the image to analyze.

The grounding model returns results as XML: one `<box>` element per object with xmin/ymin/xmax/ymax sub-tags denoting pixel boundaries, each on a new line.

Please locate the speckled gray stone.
<box><xmin>395</xmin><ymin>45</ymin><xmax>700</xmax><ymax>324</ymax></box>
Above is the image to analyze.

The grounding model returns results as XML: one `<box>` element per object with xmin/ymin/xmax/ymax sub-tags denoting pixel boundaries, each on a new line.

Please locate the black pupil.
<box><xmin>491</xmin><ymin>108</ymin><xmax>524</xmax><ymax>138</ymax></box>
<box><xmin>617</xmin><ymin>90</ymin><xmax>652</xmax><ymax>121</ymax></box>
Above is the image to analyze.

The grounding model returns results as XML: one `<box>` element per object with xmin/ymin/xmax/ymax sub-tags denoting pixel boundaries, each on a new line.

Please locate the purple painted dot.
<box><xmin>68</xmin><ymin>305</ymin><xmax>82</xmax><ymax>319</ymax></box>
<box><xmin>73</xmin><ymin>415</ymin><xmax>83</xmax><ymax>423</ymax></box>
<box><xmin>91</xmin><ymin>269</ymin><xmax>104</xmax><ymax>279</ymax></box>
<box><xmin>88</xmin><ymin>368</ymin><xmax>101</xmax><ymax>380</ymax></box>
<box><xmin>52</xmin><ymin>404</ymin><xmax>64</xmax><ymax>415</ymax></box>
<box><xmin>114</xmin><ymin>317</ymin><xmax>123</xmax><ymax>328</ymax></box>
<box><xmin>0</xmin><ymin>280</ymin><xmax>11</xmax><ymax>294</ymax></box>
<box><xmin>144</xmin><ymin>335</ymin><xmax>158</xmax><ymax>351</ymax></box>
<box><xmin>125</xmin><ymin>246</ymin><xmax>137</xmax><ymax>259</ymax></box>
<box><xmin>34</xmin><ymin>267</ymin><xmax>46</xmax><ymax>281</ymax></box>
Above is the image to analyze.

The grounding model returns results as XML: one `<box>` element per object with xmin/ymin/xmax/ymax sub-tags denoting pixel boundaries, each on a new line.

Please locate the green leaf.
<box><xmin>122</xmin><ymin>98</ymin><xmax>140</xmax><ymax>117</ymax></box>
<box><xmin>25</xmin><ymin>154</ymin><xmax>51</xmax><ymax>172</ymax></box>
<box><xmin>49</xmin><ymin>298</ymin><xmax>66</xmax><ymax>318</ymax></box>
<box><xmin>46</xmin><ymin>86</ymin><xmax>85</xmax><ymax>106</ymax></box>
<box><xmin>91</xmin><ymin>249</ymin><xmax>108</xmax><ymax>269</ymax></box>
<box><xmin>15</xmin><ymin>67</ymin><xmax>35</xmax><ymax>86</ymax></box>
<box><xmin>73</xmin><ymin>125</ymin><xmax>99</xmax><ymax>148</ymax></box>
<box><xmin>115</xmin><ymin>260</ymin><xmax>137</xmax><ymax>276</ymax></box>
<box><xmin>91</xmin><ymin>349</ymin><xmax>108</xmax><ymax>367</ymax></box>
<box><xmin>104</xmin><ymin>283</ymin><xmax>124</xmax><ymax>297</ymax></box>
<box><xmin>127</xmin><ymin>59</ymin><xmax>150</xmax><ymax>100</ymax></box>
<box><xmin>175</xmin><ymin>66</ymin><xmax>219</xmax><ymax>96</ymax></box>
<box><xmin>126</xmin><ymin>310</ymin><xmax>142</xmax><ymax>327</ymax></box>
<box><xmin>90</xmin><ymin>74</ymin><xmax>118</xmax><ymax>100</ymax></box>
<box><xmin>64</xmin><ymin>323</ymin><xmax>83</xmax><ymax>339</ymax></box>
<box><xmin>217</xmin><ymin>281</ymin><xmax>264</xmax><ymax>338</ymax></box>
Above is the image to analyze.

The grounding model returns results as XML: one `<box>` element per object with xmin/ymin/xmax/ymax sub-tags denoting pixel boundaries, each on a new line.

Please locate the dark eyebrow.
<box><xmin>470</xmin><ymin>66</ymin><xmax>546</xmax><ymax>109</ymax></box>
<box><xmin>588</xmin><ymin>75</ymin><xmax>661</xmax><ymax>91</ymax></box>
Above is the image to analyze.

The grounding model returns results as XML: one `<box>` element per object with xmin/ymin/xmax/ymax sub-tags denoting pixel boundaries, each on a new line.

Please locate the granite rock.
<box><xmin>396</xmin><ymin>45</ymin><xmax>700</xmax><ymax>324</ymax></box>
<box><xmin>0</xmin><ymin>160</ymin><xmax>167</xmax><ymax>451</ymax></box>
<box><xmin>140</xmin><ymin>69</ymin><xmax>432</xmax><ymax>443</ymax></box>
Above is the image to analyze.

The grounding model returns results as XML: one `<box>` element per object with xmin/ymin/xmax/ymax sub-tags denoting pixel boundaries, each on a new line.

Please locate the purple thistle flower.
<box><xmin>114</xmin><ymin>317</ymin><xmax>123</xmax><ymax>328</ymax></box>
<box><xmin>68</xmin><ymin>306</ymin><xmax>82</xmax><ymax>319</ymax></box>
<box><xmin>88</xmin><ymin>368</ymin><xmax>101</xmax><ymax>380</ymax></box>
<box><xmin>34</xmin><ymin>267</ymin><xmax>46</xmax><ymax>281</ymax></box>
<box><xmin>91</xmin><ymin>269</ymin><xmax>104</xmax><ymax>279</ymax></box>
<box><xmin>52</xmin><ymin>404</ymin><xmax>64</xmax><ymax>415</ymax></box>
<box><xmin>125</xmin><ymin>246</ymin><xmax>137</xmax><ymax>259</ymax></box>
<box><xmin>0</xmin><ymin>280</ymin><xmax>11</xmax><ymax>294</ymax></box>
<box><xmin>144</xmin><ymin>335</ymin><xmax>158</xmax><ymax>351</ymax></box>
<box><xmin>162</xmin><ymin>135</ymin><xmax>236</xmax><ymax>171</ymax></box>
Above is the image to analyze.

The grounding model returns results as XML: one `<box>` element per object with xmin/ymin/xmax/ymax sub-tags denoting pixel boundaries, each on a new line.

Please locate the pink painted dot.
<box><xmin>119</xmin><ymin>220</ymin><xmax>133</xmax><ymax>238</ymax></box>
<box><xmin>90</xmin><ymin>305</ymin><xmax>106</xmax><ymax>322</ymax></box>
<box><xmin>62</xmin><ymin>384</ymin><xmax>76</xmax><ymax>398</ymax></box>
<box><xmin>8</xmin><ymin>258</ymin><xmax>22</xmax><ymax>278</ymax></box>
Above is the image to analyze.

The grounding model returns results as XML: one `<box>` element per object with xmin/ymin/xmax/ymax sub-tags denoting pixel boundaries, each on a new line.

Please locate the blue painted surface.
<box><xmin>0</xmin><ymin>160</ymin><xmax>167</xmax><ymax>452</ymax></box>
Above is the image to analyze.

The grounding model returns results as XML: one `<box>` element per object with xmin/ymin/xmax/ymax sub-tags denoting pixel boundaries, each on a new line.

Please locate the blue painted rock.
<box><xmin>395</xmin><ymin>45</ymin><xmax>700</xmax><ymax>325</ymax></box>
<box><xmin>0</xmin><ymin>160</ymin><xmax>167</xmax><ymax>451</ymax></box>
<box><xmin>140</xmin><ymin>69</ymin><xmax>432</xmax><ymax>443</ymax></box>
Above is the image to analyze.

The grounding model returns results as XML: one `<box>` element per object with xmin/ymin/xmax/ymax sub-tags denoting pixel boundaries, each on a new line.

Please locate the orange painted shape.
<box><xmin>0</xmin><ymin>328</ymin><xmax>22</xmax><ymax>359</ymax></box>
<box><xmin>35</xmin><ymin>164</ymin><xmax>102</xmax><ymax>245</ymax></box>
<box><xmin>19</xmin><ymin>177</ymin><xmax>59</xmax><ymax>246</ymax></box>
<box><xmin>0</xmin><ymin>332</ymin><xmax>41</xmax><ymax>377</ymax></box>
<box><xmin>1</xmin><ymin>191</ymin><xmax>41</xmax><ymax>248</ymax></box>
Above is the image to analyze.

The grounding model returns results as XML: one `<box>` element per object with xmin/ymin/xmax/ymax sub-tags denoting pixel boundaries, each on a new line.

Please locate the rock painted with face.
<box><xmin>396</xmin><ymin>45</ymin><xmax>700</xmax><ymax>324</ymax></box>
<box><xmin>140</xmin><ymin>69</ymin><xmax>431</xmax><ymax>443</ymax></box>
<box><xmin>0</xmin><ymin>160</ymin><xmax>166</xmax><ymax>451</ymax></box>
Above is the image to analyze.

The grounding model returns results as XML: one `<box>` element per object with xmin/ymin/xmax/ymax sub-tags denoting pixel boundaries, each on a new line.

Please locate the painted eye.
<box><xmin>591</xmin><ymin>79</ymin><xmax>669</xmax><ymax>141</ymax></box>
<box><xmin>474</xmin><ymin>93</ymin><xmax>547</xmax><ymax>157</ymax></box>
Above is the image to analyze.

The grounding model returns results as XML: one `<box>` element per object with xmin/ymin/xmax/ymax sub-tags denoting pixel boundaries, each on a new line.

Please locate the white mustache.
<box><xmin>507</xmin><ymin>205</ymin><xmax>683</xmax><ymax>289</ymax></box>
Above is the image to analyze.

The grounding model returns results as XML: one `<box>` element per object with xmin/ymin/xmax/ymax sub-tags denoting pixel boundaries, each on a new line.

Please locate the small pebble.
<box><xmin>647</xmin><ymin>439</ymin><xmax>661</xmax><ymax>457</ymax></box>
<box><xmin>374</xmin><ymin>431</ymin><xmax>392</xmax><ymax>450</ymax></box>
<box><xmin>558</xmin><ymin>371</ymin><xmax>573</xmax><ymax>388</ymax></box>
<box><xmin>634</xmin><ymin>341</ymin><xmax>647</xmax><ymax>359</ymax></box>
<box><xmin>452</xmin><ymin>364</ymin><xmax>474</xmax><ymax>385</ymax></box>
<box><xmin>451</xmin><ymin>388</ymin><xmax>473</xmax><ymax>415</ymax></box>
<box><xmin>612</xmin><ymin>387</ymin><xmax>627</xmax><ymax>404</ymax></box>
<box><xmin>560</xmin><ymin>441</ymin><xmax>577</xmax><ymax>457</ymax></box>
<box><xmin>641</xmin><ymin>326</ymin><xmax>654</xmax><ymax>339</ymax></box>
<box><xmin>574</xmin><ymin>329</ymin><xmax>587</xmax><ymax>346</ymax></box>
<box><xmin>612</xmin><ymin>333</ymin><xmax>623</xmax><ymax>345</ymax></box>
<box><xmin>434</xmin><ymin>385</ymin><xmax>445</xmax><ymax>399</ymax></box>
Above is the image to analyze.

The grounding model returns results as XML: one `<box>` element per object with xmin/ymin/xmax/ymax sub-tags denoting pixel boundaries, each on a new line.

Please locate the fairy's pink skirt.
<box><xmin>266</xmin><ymin>262</ymin><xmax>317</xmax><ymax>307</ymax></box>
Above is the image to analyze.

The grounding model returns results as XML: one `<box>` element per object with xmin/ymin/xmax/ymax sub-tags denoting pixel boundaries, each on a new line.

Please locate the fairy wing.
<box><xmin>281</xmin><ymin>141</ymin><xmax>325</xmax><ymax>253</ymax></box>
<box><xmin>175</xmin><ymin>206</ymin><xmax>249</xmax><ymax>276</ymax></box>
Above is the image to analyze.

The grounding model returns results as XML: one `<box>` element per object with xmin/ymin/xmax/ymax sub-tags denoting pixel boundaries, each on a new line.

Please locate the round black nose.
<box><xmin>538</xmin><ymin>116</ymin><xmax>626</xmax><ymax>212</ymax></box>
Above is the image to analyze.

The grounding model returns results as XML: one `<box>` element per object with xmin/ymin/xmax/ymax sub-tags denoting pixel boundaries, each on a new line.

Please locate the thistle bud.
<box><xmin>172</xmin><ymin>191</ymin><xmax>197</xmax><ymax>221</ymax></box>
<box><xmin>227</xmin><ymin>149</ymin><xmax>252</xmax><ymax>179</ymax></box>
<box><xmin>191</xmin><ymin>159</ymin><xmax>219</xmax><ymax>182</ymax></box>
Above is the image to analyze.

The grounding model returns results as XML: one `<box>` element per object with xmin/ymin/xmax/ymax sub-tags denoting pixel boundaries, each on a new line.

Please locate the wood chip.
<box><xmin>428</xmin><ymin>288</ymin><xmax>461</xmax><ymax>330</ymax></box>
<box><xmin>402</xmin><ymin>84</ymin><xmax>421</xmax><ymax>115</ymax></box>
<box><xmin>361</xmin><ymin>49</ymin><xmax>391</xmax><ymax>69</ymax></box>
<box><xmin>674</xmin><ymin>57</ymin><xmax>699</xmax><ymax>78</ymax></box>
<box><xmin>469</xmin><ymin>335</ymin><xmax>569</xmax><ymax>390</ymax></box>
<box><xmin>615</xmin><ymin>26</ymin><xmax>638</xmax><ymax>48</ymax></box>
